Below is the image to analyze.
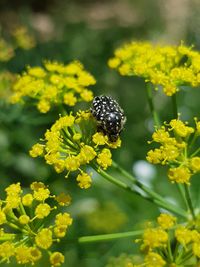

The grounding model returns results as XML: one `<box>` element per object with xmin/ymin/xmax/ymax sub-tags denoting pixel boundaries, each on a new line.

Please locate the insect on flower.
<box><xmin>91</xmin><ymin>95</ymin><xmax>126</xmax><ymax>142</ymax></box>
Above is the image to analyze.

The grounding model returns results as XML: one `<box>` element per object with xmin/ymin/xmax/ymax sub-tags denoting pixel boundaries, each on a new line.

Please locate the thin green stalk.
<box><xmin>184</xmin><ymin>184</ymin><xmax>196</xmax><ymax>220</ymax></box>
<box><xmin>176</xmin><ymin>183</ymin><xmax>188</xmax><ymax>209</ymax></box>
<box><xmin>146</xmin><ymin>83</ymin><xmax>160</xmax><ymax>127</ymax></box>
<box><xmin>191</xmin><ymin>147</ymin><xmax>200</xmax><ymax>157</ymax></box>
<box><xmin>188</xmin><ymin>132</ymin><xmax>198</xmax><ymax>152</ymax></box>
<box><xmin>167</xmin><ymin>236</ymin><xmax>173</xmax><ymax>262</ymax></box>
<box><xmin>93</xmin><ymin>164</ymin><xmax>187</xmax><ymax>218</ymax></box>
<box><xmin>0</xmin><ymin>234</ymin><xmax>15</xmax><ymax>241</ymax></box>
<box><xmin>112</xmin><ymin>161</ymin><xmax>165</xmax><ymax>202</ymax></box>
<box><xmin>112</xmin><ymin>161</ymin><xmax>187</xmax><ymax>217</ymax></box>
<box><xmin>176</xmin><ymin>250</ymin><xmax>193</xmax><ymax>265</ymax></box>
<box><xmin>172</xmin><ymin>94</ymin><xmax>178</xmax><ymax>119</ymax></box>
<box><xmin>78</xmin><ymin>230</ymin><xmax>143</xmax><ymax>243</ymax></box>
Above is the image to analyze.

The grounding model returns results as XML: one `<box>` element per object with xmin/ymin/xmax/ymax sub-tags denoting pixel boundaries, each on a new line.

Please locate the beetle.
<box><xmin>91</xmin><ymin>95</ymin><xmax>126</xmax><ymax>142</ymax></box>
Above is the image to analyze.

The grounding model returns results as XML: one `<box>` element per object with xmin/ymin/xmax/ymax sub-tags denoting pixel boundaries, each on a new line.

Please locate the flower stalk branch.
<box><xmin>93</xmin><ymin>164</ymin><xmax>188</xmax><ymax>218</ymax></box>
<box><xmin>78</xmin><ymin>230</ymin><xmax>143</xmax><ymax>243</ymax></box>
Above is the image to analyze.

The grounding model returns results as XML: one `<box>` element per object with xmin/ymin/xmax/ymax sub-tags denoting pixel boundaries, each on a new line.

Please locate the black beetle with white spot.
<box><xmin>90</xmin><ymin>95</ymin><xmax>126</xmax><ymax>142</ymax></box>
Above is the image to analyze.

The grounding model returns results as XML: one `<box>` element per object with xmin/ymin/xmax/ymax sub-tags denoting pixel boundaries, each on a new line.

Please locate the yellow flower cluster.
<box><xmin>108</xmin><ymin>41</ymin><xmax>200</xmax><ymax>96</ymax></box>
<box><xmin>9</xmin><ymin>60</ymin><xmax>96</xmax><ymax>113</ymax></box>
<box><xmin>0</xmin><ymin>26</ymin><xmax>36</xmax><ymax>62</ymax></box>
<box><xmin>0</xmin><ymin>38</ymin><xmax>14</xmax><ymax>62</ymax></box>
<box><xmin>146</xmin><ymin>118</ymin><xmax>200</xmax><ymax>184</ymax></box>
<box><xmin>135</xmin><ymin>213</ymin><xmax>200</xmax><ymax>266</ymax></box>
<box><xmin>29</xmin><ymin>111</ymin><xmax>121</xmax><ymax>188</ymax></box>
<box><xmin>12</xmin><ymin>26</ymin><xmax>36</xmax><ymax>50</ymax></box>
<box><xmin>0</xmin><ymin>181</ymin><xmax>72</xmax><ymax>266</ymax></box>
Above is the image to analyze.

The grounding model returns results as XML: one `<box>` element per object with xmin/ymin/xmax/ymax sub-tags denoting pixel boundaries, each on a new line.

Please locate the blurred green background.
<box><xmin>0</xmin><ymin>0</ymin><xmax>200</xmax><ymax>266</ymax></box>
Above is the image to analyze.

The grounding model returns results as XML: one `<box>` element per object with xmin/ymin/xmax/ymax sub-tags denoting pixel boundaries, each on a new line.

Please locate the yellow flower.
<box><xmin>15</xmin><ymin>246</ymin><xmax>30</xmax><ymax>264</ymax></box>
<box><xmin>108</xmin><ymin>57</ymin><xmax>121</xmax><ymax>68</ymax></box>
<box><xmin>0</xmin><ymin>181</ymin><xmax>72</xmax><ymax>265</ymax></box>
<box><xmin>146</xmin><ymin>149</ymin><xmax>163</xmax><ymax>164</ymax></box>
<box><xmin>19</xmin><ymin>215</ymin><xmax>30</xmax><ymax>224</ymax></box>
<box><xmin>29</xmin><ymin>247</ymin><xmax>42</xmax><ymax>263</ymax></box>
<box><xmin>33</xmin><ymin>187</ymin><xmax>50</xmax><ymax>201</ymax></box>
<box><xmin>37</xmin><ymin>99</ymin><xmax>51</xmax><ymax>113</ymax></box>
<box><xmin>30</xmin><ymin>111</ymin><xmax>121</xmax><ymax>187</ymax></box>
<box><xmin>80</xmin><ymin>89</ymin><xmax>94</xmax><ymax>102</ymax></box>
<box><xmin>56</xmin><ymin>193</ymin><xmax>71</xmax><ymax>206</ymax></box>
<box><xmin>170</xmin><ymin>119</ymin><xmax>194</xmax><ymax>137</ymax></box>
<box><xmin>108</xmin><ymin>41</ymin><xmax>200</xmax><ymax>96</ymax></box>
<box><xmin>0</xmin><ymin>242</ymin><xmax>15</xmax><ymax>261</ymax></box>
<box><xmin>76</xmin><ymin>172</ymin><xmax>92</xmax><ymax>189</ymax></box>
<box><xmin>143</xmin><ymin>228</ymin><xmax>168</xmax><ymax>249</ymax></box>
<box><xmin>50</xmin><ymin>252</ymin><xmax>65</xmax><ymax>267</ymax></box>
<box><xmin>152</xmin><ymin>128</ymin><xmax>170</xmax><ymax>143</ymax></box>
<box><xmin>28</xmin><ymin>66</ymin><xmax>46</xmax><ymax>78</ymax></box>
<box><xmin>55</xmin><ymin>213</ymin><xmax>73</xmax><ymax>228</ymax></box>
<box><xmin>147</xmin><ymin>118</ymin><xmax>200</xmax><ymax>185</ymax></box>
<box><xmin>190</xmin><ymin>157</ymin><xmax>200</xmax><ymax>172</ymax></box>
<box><xmin>107</xmin><ymin>137</ymin><xmax>121</xmax><ymax>148</ymax></box>
<box><xmin>168</xmin><ymin>166</ymin><xmax>191</xmax><ymax>184</ymax></box>
<box><xmin>175</xmin><ymin>226</ymin><xmax>192</xmax><ymax>246</ymax></box>
<box><xmin>30</xmin><ymin>181</ymin><xmax>45</xmax><ymax>191</ymax></box>
<box><xmin>10</xmin><ymin>60</ymin><xmax>96</xmax><ymax>112</ymax></box>
<box><xmin>65</xmin><ymin>156</ymin><xmax>80</xmax><ymax>171</ymax></box>
<box><xmin>5</xmin><ymin>182</ymin><xmax>22</xmax><ymax>195</ymax></box>
<box><xmin>157</xmin><ymin>213</ymin><xmax>176</xmax><ymax>229</ymax></box>
<box><xmin>12</xmin><ymin>26</ymin><xmax>35</xmax><ymax>50</ymax></box>
<box><xmin>64</xmin><ymin>92</ymin><xmax>77</xmax><ymax>106</ymax></box>
<box><xmin>193</xmin><ymin>242</ymin><xmax>200</xmax><ymax>257</ymax></box>
<box><xmin>79</xmin><ymin>145</ymin><xmax>97</xmax><ymax>164</ymax></box>
<box><xmin>35</xmin><ymin>228</ymin><xmax>53</xmax><ymax>249</ymax></box>
<box><xmin>92</xmin><ymin>132</ymin><xmax>108</xmax><ymax>146</ymax></box>
<box><xmin>145</xmin><ymin>252</ymin><xmax>166</xmax><ymax>267</ymax></box>
<box><xmin>29</xmin><ymin>143</ymin><xmax>44</xmax><ymax>157</ymax></box>
<box><xmin>97</xmin><ymin>148</ymin><xmax>112</xmax><ymax>170</ymax></box>
<box><xmin>35</xmin><ymin>203</ymin><xmax>51</xmax><ymax>219</ymax></box>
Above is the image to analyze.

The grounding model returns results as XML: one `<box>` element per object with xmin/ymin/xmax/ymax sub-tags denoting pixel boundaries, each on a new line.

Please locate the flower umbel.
<box><xmin>10</xmin><ymin>60</ymin><xmax>96</xmax><ymax>112</ymax></box>
<box><xmin>108</xmin><ymin>41</ymin><xmax>200</xmax><ymax>96</ymax></box>
<box><xmin>30</xmin><ymin>110</ymin><xmax>121</xmax><ymax>188</ymax></box>
<box><xmin>135</xmin><ymin>213</ymin><xmax>200</xmax><ymax>266</ymax></box>
<box><xmin>147</xmin><ymin>117</ymin><xmax>200</xmax><ymax>184</ymax></box>
<box><xmin>0</xmin><ymin>182</ymin><xmax>72</xmax><ymax>265</ymax></box>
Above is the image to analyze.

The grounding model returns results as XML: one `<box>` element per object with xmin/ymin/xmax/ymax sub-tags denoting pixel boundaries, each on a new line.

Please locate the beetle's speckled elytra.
<box><xmin>91</xmin><ymin>95</ymin><xmax>126</xmax><ymax>142</ymax></box>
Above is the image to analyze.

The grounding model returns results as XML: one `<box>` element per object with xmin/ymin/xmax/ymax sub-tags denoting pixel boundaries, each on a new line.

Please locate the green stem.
<box><xmin>191</xmin><ymin>147</ymin><xmax>200</xmax><ymax>157</ymax></box>
<box><xmin>167</xmin><ymin>236</ymin><xmax>173</xmax><ymax>262</ymax></box>
<box><xmin>184</xmin><ymin>184</ymin><xmax>196</xmax><ymax>220</ymax></box>
<box><xmin>0</xmin><ymin>234</ymin><xmax>16</xmax><ymax>241</ymax></box>
<box><xmin>176</xmin><ymin>249</ymin><xmax>193</xmax><ymax>265</ymax></box>
<box><xmin>146</xmin><ymin>83</ymin><xmax>160</xmax><ymax>127</ymax></box>
<box><xmin>176</xmin><ymin>183</ymin><xmax>188</xmax><ymax>209</ymax></box>
<box><xmin>6</xmin><ymin>222</ymin><xmax>28</xmax><ymax>234</ymax></box>
<box><xmin>172</xmin><ymin>94</ymin><xmax>178</xmax><ymax>119</ymax></box>
<box><xmin>93</xmin><ymin>164</ymin><xmax>187</xmax><ymax>218</ymax></box>
<box><xmin>78</xmin><ymin>230</ymin><xmax>143</xmax><ymax>243</ymax></box>
<box><xmin>112</xmin><ymin>161</ymin><xmax>164</xmax><ymax>202</ymax></box>
<box><xmin>112</xmin><ymin>161</ymin><xmax>187</xmax><ymax>218</ymax></box>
